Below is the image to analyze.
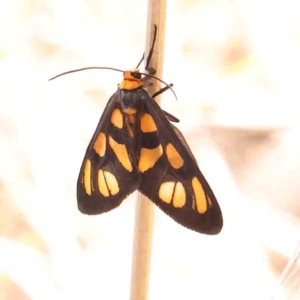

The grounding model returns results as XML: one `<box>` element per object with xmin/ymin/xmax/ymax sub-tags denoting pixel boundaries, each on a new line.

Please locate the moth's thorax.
<box><xmin>119</xmin><ymin>87</ymin><xmax>148</xmax><ymax>113</ymax></box>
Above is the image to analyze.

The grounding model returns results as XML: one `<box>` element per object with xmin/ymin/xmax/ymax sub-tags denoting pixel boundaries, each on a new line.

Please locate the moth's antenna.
<box><xmin>135</xmin><ymin>25</ymin><xmax>157</xmax><ymax>70</ymax></box>
<box><xmin>138</xmin><ymin>71</ymin><xmax>177</xmax><ymax>100</ymax></box>
<box><xmin>145</xmin><ymin>25</ymin><xmax>157</xmax><ymax>71</ymax></box>
<box><xmin>49</xmin><ymin>67</ymin><xmax>125</xmax><ymax>81</ymax></box>
<box><xmin>152</xmin><ymin>83</ymin><xmax>173</xmax><ymax>98</ymax></box>
<box><xmin>49</xmin><ymin>67</ymin><xmax>177</xmax><ymax>100</ymax></box>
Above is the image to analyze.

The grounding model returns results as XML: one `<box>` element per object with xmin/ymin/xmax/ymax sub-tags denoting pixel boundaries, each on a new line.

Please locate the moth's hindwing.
<box><xmin>138</xmin><ymin>95</ymin><xmax>223</xmax><ymax>234</ymax></box>
<box><xmin>77</xmin><ymin>92</ymin><xmax>140</xmax><ymax>214</ymax></box>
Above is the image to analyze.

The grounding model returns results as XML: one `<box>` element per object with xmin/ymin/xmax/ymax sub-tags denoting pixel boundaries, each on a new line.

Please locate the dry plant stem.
<box><xmin>130</xmin><ymin>1</ymin><xmax>167</xmax><ymax>300</ymax></box>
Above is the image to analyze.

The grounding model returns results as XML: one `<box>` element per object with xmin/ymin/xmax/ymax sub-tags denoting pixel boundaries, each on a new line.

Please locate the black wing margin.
<box><xmin>138</xmin><ymin>96</ymin><xmax>223</xmax><ymax>234</ymax></box>
<box><xmin>77</xmin><ymin>91</ymin><xmax>140</xmax><ymax>215</ymax></box>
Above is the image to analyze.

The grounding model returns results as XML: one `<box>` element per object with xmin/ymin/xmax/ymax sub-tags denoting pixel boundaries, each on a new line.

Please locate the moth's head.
<box><xmin>119</xmin><ymin>69</ymin><xmax>143</xmax><ymax>90</ymax></box>
<box><xmin>123</xmin><ymin>69</ymin><xmax>142</xmax><ymax>81</ymax></box>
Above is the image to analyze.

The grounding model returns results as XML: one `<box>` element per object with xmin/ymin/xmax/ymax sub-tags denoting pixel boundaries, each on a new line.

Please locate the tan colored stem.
<box><xmin>130</xmin><ymin>1</ymin><xmax>167</xmax><ymax>299</ymax></box>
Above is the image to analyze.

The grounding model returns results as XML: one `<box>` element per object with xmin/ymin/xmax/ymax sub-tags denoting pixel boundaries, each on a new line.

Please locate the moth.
<box><xmin>50</xmin><ymin>28</ymin><xmax>223</xmax><ymax>235</ymax></box>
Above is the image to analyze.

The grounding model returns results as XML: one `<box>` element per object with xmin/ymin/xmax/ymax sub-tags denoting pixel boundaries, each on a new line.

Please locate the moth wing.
<box><xmin>77</xmin><ymin>92</ymin><xmax>140</xmax><ymax>214</ymax></box>
<box><xmin>138</xmin><ymin>97</ymin><xmax>223</xmax><ymax>234</ymax></box>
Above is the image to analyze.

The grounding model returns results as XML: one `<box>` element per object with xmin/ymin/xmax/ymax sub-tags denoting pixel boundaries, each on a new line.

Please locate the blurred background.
<box><xmin>1</xmin><ymin>0</ymin><xmax>300</xmax><ymax>299</ymax></box>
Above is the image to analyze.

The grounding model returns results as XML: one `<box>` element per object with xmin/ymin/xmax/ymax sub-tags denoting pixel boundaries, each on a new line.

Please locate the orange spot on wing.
<box><xmin>173</xmin><ymin>182</ymin><xmax>186</xmax><ymax>208</ymax></box>
<box><xmin>83</xmin><ymin>159</ymin><xmax>92</xmax><ymax>195</ymax></box>
<box><xmin>93</xmin><ymin>132</ymin><xmax>106</xmax><ymax>157</ymax></box>
<box><xmin>138</xmin><ymin>145</ymin><xmax>163</xmax><ymax>173</ymax></box>
<box><xmin>158</xmin><ymin>181</ymin><xmax>186</xmax><ymax>208</ymax></box>
<box><xmin>104</xmin><ymin>171</ymin><xmax>119</xmax><ymax>195</ymax></box>
<box><xmin>166</xmin><ymin>143</ymin><xmax>184</xmax><ymax>169</ymax></box>
<box><xmin>98</xmin><ymin>170</ymin><xmax>119</xmax><ymax>197</ymax></box>
<box><xmin>140</xmin><ymin>113</ymin><xmax>157</xmax><ymax>133</ymax></box>
<box><xmin>111</xmin><ymin>109</ymin><xmax>123</xmax><ymax>129</ymax></box>
<box><xmin>191</xmin><ymin>177</ymin><xmax>207</xmax><ymax>213</ymax></box>
<box><xmin>109</xmin><ymin>136</ymin><xmax>133</xmax><ymax>172</ymax></box>
<box><xmin>98</xmin><ymin>170</ymin><xmax>109</xmax><ymax>197</ymax></box>
<box><xmin>159</xmin><ymin>181</ymin><xmax>175</xmax><ymax>204</ymax></box>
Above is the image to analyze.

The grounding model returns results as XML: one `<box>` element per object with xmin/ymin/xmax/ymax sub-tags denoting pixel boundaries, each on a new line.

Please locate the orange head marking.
<box><xmin>119</xmin><ymin>69</ymin><xmax>143</xmax><ymax>90</ymax></box>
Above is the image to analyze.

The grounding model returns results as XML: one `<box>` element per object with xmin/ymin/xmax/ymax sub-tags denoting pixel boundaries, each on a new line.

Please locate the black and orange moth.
<box><xmin>50</xmin><ymin>28</ymin><xmax>223</xmax><ymax>235</ymax></box>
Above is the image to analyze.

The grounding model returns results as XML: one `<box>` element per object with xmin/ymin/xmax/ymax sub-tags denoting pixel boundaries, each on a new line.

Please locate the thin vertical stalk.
<box><xmin>130</xmin><ymin>1</ymin><xmax>167</xmax><ymax>299</ymax></box>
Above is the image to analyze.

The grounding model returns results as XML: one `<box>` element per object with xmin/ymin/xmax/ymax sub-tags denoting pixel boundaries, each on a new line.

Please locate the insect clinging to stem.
<box><xmin>50</xmin><ymin>26</ymin><xmax>223</xmax><ymax>234</ymax></box>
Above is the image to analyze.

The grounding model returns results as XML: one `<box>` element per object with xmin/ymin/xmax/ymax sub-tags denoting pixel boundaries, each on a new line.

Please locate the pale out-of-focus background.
<box><xmin>1</xmin><ymin>0</ymin><xmax>300</xmax><ymax>299</ymax></box>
